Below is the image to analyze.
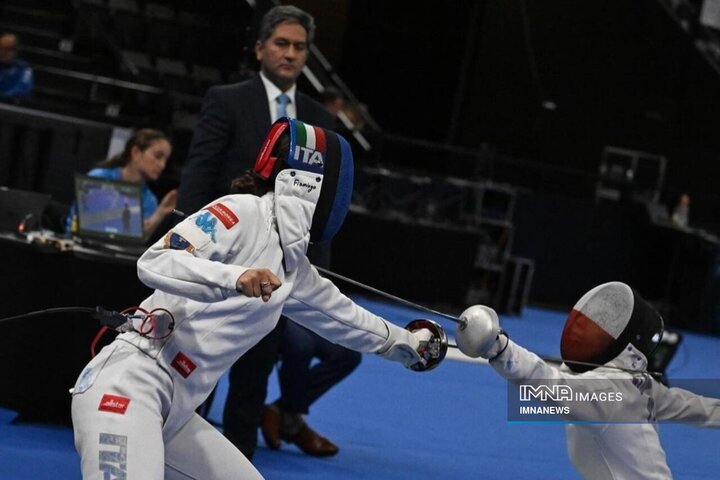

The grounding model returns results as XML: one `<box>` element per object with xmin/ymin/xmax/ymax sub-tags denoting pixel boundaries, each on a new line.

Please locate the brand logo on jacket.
<box><xmin>98</xmin><ymin>394</ymin><xmax>131</xmax><ymax>414</ymax></box>
<box><xmin>207</xmin><ymin>203</ymin><xmax>239</xmax><ymax>229</ymax></box>
<box><xmin>195</xmin><ymin>211</ymin><xmax>218</xmax><ymax>242</ymax></box>
<box><xmin>171</xmin><ymin>352</ymin><xmax>197</xmax><ymax>378</ymax></box>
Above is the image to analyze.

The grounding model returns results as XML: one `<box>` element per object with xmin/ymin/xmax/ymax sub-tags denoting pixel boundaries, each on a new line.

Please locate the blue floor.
<box><xmin>2</xmin><ymin>295</ymin><xmax>720</xmax><ymax>479</ymax></box>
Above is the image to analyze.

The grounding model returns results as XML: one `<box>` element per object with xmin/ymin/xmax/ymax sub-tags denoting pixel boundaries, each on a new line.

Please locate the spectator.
<box><xmin>66</xmin><ymin>128</ymin><xmax>177</xmax><ymax>238</ymax></box>
<box><xmin>320</xmin><ymin>86</ymin><xmax>348</xmax><ymax>134</ymax></box>
<box><xmin>175</xmin><ymin>5</ymin><xmax>359</xmax><ymax>459</ymax></box>
<box><xmin>671</xmin><ymin>193</ymin><xmax>690</xmax><ymax>228</ymax></box>
<box><xmin>321</xmin><ymin>86</ymin><xmax>345</xmax><ymax>117</ymax></box>
<box><xmin>0</xmin><ymin>33</ymin><xmax>34</xmax><ymax>98</ymax></box>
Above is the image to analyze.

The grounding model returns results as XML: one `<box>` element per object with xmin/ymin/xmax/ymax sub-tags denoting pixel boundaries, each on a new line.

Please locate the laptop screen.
<box><xmin>74</xmin><ymin>174</ymin><xmax>145</xmax><ymax>245</ymax></box>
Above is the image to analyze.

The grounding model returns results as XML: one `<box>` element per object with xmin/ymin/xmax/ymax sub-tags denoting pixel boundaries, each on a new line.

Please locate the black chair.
<box><xmin>156</xmin><ymin>57</ymin><xmax>195</xmax><ymax>94</ymax></box>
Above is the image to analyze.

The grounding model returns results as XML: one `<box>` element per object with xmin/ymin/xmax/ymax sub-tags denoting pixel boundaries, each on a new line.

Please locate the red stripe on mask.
<box><xmin>314</xmin><ymin>126</ymin><xmax>326</xmax><ymax>154</ymax></box>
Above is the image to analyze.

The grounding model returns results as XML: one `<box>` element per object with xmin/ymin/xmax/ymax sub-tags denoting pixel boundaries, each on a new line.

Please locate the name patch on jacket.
<box><xmin>207</xmin><ymin>203</ymin><xmax>239</xmax><ymax>229</ymax></box>
<box><xmin>98</xmin><ymin>394</ymin><xmax>131</xmax><ymax>414</ymax></box>
<box><xmin>171</xmin><ymin>352</ymin><xmax>197</xmax><ymax>378</ymax></box>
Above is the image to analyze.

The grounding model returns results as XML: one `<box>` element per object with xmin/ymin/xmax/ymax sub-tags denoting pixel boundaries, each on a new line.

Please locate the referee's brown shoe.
<box><xmin>281</xmin><ymin>422</ymin><xmax>339</xmax><ymax>457</ymax></box>
<box><xmin>260</xmin><ymin>405</ymin><xmax>281</xmax><ymax>450</ymax></box>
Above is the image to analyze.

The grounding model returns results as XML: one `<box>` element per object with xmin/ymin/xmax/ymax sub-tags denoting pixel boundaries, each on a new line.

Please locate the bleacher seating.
<box><xmin>1</xmin><ymin>0</ymin><xmax>373</xmax><ymax>199</ymax></box>
<box><xmin>1</xmin><ymin>2</ymin><xmax>74</xmax><ymax>36</ymax></box>
<box><xmin>0</xmin><ymin>0</ymin><xmax>256</xmax><ymax>208</ymax></box>
<box><xmin>2</xmin><ymin>0</ymin><xmax>238</xmax><ymax>127</ymax></box>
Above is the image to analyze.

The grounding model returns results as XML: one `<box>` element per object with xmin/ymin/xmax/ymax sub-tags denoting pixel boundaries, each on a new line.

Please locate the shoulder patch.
<box><xmin>163</xmin><ymin>232</ymin><xmax>195</xmax><ymax>252</ymax></box>
<box><xmin>174</xmin><ymin>216</ymin><xmax>214</xmax><ymax>249</ymax></box>
<box><xmin>207</xmin><ymin>203</ymin><xmax>239</xmax><ymax>229</ymax></box>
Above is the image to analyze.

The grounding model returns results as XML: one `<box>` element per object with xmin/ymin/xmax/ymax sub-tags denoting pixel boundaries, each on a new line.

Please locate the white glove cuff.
<box><xmin>487</xmin><ymin>331</ymin><xmax>510</xmax><ymax>362</ymax></box>
<box><xmin>376</xmin><ymin>321</ymin><xmax>422</xmax><ymax>368</ymax></box>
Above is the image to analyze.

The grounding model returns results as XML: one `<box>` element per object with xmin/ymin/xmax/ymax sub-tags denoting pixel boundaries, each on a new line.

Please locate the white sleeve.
<box><xmin>653</xmin><ymin>382</ymin><xmax>720</xmax><ymax>427</ymax></box>
<box><xmin>491</xmin><ymin>340</ymin><xmax>626</xmax><ymax>422</ymax></box>
<box><xmin>282</xmin><ymin>257</ymin><xmax>390</xmax><ymax>353</ymax></box>
<box><xmin>490</xmin><ymin>340</ymin><xmax>566</xmax><ymax>382</ymax></box>
<box><xmin>136</xmin><ymin>197</ymin><xmax>250</xmax><ymax>303</ymax></box>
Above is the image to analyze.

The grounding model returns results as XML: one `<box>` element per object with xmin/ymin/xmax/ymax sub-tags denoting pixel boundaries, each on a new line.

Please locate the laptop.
<box><xmin>0</xmin><ymin>186</ymin><xmax>52</xmax><ymax>234</ymax></box>
<box><xmin>73</xmin><ymin>174</ymin><xmax>148</xmax><ymax>256</ymax></box>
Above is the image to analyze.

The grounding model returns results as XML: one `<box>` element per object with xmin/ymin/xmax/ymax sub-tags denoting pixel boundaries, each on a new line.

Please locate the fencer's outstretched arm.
<box><xmin>455</xmin><ymin>305</ymin><xmax>627</xmax><ymax>422</ymax></box>
<box><xmin>653</xmin><ymin>382</ymin><xmax>720</xmax><ymax>426</ymax></box>
<box><xmin>282</xmin><ymin>257</ymin><xmax>429</xmax><ymax>369</ymax></box>
<box><xmin>456</xmin><ymin>305</ymin><xmax>561</xmax><ymax>381</ymax></box>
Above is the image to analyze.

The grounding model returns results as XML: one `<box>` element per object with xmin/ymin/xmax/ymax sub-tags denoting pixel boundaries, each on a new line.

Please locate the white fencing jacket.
<box><xmin>119</xmin><ymin>170</ymin><xmax>406</xmax><ymax>439</ymax></box>
<box><xmin>491</xmin><ymin>340</ymin><xmax>720</xmax><ymax>479</ymax></box>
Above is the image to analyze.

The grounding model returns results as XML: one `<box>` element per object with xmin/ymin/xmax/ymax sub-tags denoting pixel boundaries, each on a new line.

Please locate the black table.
<box><xmin>0</xmin><ymin>234</ymin><xmax>152</xmax><ymax>424</ymax></box>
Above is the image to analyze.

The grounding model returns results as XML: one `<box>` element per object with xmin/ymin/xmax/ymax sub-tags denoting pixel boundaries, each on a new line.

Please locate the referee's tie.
<box><xmin>276</xmin><ymin>93</ymin><xmax>290</xmax><ymax>120</ymax></box>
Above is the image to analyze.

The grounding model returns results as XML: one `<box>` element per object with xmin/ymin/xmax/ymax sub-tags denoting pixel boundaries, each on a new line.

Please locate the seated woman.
<box><xmin>66</xmin><ymin>128</ymin><xmax>177</xmax><ymax>238</ymax></box>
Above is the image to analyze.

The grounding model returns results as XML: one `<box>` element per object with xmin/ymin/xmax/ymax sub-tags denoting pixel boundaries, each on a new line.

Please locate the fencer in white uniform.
<box><xmin>70</xmin><ymin>118</ymin><xmax>436</xmax><ymax>480</ymax></box>
<box><xmin>456</xmin><ymin>281</ymin><xmax>720</xmax><ymax>480</ymax></box>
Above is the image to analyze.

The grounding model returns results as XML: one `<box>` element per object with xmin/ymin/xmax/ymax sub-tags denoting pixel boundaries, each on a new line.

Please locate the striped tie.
<box><xmin>276</xmin><ymin>93</ymin><xmax>290</xmax><ymax>120</ymax></box>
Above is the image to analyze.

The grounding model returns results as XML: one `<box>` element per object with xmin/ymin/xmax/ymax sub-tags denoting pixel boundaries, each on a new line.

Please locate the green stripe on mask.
<box><xmin>295</xmin><ymin>121</ymin><xmax>308</xmax><ymax>148</ymax></box>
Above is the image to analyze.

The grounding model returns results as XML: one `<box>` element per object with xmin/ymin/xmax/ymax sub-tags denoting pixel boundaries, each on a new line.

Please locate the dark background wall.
<box><xmin>327</xmin><ymin>0</ymin><xmax>720</xmax><ymax>214</ymax></box>
<box><xmin>318</xmin><ymin>0</ymin><xmax>720</xmax><ymax>327</ymax></box>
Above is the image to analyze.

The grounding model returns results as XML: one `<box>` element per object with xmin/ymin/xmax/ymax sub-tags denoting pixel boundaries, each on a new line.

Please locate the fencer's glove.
<box><xmin>455</xmin><ymin>305</ymin><xmax>509</xmax><ymax>361</ymax></box>
<box><xmin>377</xmin><ymin>321</ymin><xmax>433</xmax><ymax>369</ymax></box>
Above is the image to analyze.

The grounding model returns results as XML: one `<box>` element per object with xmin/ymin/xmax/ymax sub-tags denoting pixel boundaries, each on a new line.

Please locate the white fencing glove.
<box><xmin>377</xmin><ymin>321</ymin><xmax>433</xmax><ymax>369</ymax></box>
<box><xmin>455</xmin><ymin>305</ymin><xmax>509</xmax><ymax>360</ymax></box>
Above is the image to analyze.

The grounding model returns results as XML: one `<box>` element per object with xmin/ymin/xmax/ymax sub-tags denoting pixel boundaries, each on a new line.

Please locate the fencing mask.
<box><xmin>253</xmin><ymin>117</ymin><xmax>354</xmax><ymax>245</ymax></box>
<box><xmin>560</xmin><ymin>281</ymin><xmax>664</xmax><ymax>373</ymax></box>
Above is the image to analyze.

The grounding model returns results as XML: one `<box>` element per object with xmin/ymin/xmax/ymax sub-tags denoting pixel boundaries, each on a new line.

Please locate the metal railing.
<box><xmin>656</xmin><ymin>0</ymin><xmax>720</xmax><ymax>76</ymax></box>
